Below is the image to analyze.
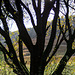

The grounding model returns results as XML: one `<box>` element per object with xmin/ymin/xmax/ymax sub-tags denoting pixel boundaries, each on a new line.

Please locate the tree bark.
<box><xmin>30</xmin><ymin>47</ymin><xmax>45</xmax><ymax>75</ymax></box>
<box><xmin>52</xmin><ymin>48</ymin><xmax>73</xmax><ymax>75</ymax></box>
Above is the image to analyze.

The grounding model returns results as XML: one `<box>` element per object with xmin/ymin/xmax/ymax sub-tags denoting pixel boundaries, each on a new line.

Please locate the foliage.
<box><xmin>0</xmin><ymin>59</ymin><xmax>16</xmax><ymax>75</ymax></box>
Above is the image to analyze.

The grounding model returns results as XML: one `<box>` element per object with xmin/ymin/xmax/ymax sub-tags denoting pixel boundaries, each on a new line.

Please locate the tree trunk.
<box><xmin>30</xmin><ymin>49</ymin><xmax>45</xmax><ymax>75</ymax></box>
<box><xmin>30</xmin><ymin>55</ymin><xmax>45</xmax><ymax>75</ymax></box>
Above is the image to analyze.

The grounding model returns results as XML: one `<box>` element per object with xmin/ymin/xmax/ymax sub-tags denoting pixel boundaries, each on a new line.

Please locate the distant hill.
<box><xmin>0</xmin><ymin>28</ymin><xmax>75</xmax><ymax>56</ymax></box>
<box><xmin>0</xmin><ymin>28</ymin><xmax>36</xmax><ymax>46</ymax></box>
<box><xmin>27</xmin><ymin>28</ymin><xmax>36</xmax><ymax>38</ymax></box>
<box><xmin>0</xmin><ymin>27</ymin><xmax>63</xmax><ymax>46</ymax></box>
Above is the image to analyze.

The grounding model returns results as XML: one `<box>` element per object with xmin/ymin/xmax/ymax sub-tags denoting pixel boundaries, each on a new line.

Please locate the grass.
<box><xmin>0</xmin><ymin>51</ymin><xmax>16</xmax><ymax>75</ymax></box>
<box><xmin>0</xmin><ymin>55</ymin><xmax>75</xmax><ymax>75</ymax></box>
<box><xmin>0</xmin><ymin>60</ymin><xmax>16</xmax><ymax>75</ymax></box>
<box><xmin>44</xmin><ymin>56</ymin><xmax>75</xmax><ymax>75</ymax></box>
<box><xmin>44</xmin><ymin>64</ymin><xmax>75</xmax><ymax>75</ymax></box>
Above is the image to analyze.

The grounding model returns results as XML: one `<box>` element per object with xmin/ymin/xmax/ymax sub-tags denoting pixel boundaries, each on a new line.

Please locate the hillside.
<box><xmin>0</xmin><ymin>28</ymin><xmax>36</xmax><ymax>46</ymax></box>
<box><xmin>0</xmin><ymin>28</ymin><xmax>75</xmax><ymax>57</ymax></box>
<box><xmin>0</xmin><ymin>28</ymin><xmax>75</xmax><ymax>65</ymax></box>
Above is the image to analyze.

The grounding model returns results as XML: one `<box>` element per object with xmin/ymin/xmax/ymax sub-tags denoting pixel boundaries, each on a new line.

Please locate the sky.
<box><xmin>8</xmin><ymin>13</ymin><xmax>54</xmax><ymax>32</ymax></box>
<box><xmin>0</xmin><ymin>0</ymin><xmax>75</xmax><ymax>32</ymax></box>
<box><xmin>0</xmin><ymin>12</ymin><xmax>54</xmax><ymax>32</ymax></box>
<box><xmin>0</xmin><ymin>1</ymin><xmax>54</xmax><ymax>32</ymax></box>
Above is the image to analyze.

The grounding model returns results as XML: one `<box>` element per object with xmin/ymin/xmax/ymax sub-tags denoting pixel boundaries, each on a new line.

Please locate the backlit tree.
<box><xmin>0</xmin><ymin>0</ymin><xmax>75</xmax><ymax>75</ymax></box>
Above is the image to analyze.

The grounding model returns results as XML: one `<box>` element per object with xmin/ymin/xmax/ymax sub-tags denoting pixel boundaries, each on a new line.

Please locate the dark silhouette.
<box><xmin>0</xmin><ymin>0</ymin><xmax>75</xmax><ymax>75</ymax></box>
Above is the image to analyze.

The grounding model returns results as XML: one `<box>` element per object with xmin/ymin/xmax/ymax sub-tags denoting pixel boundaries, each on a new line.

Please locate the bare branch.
<box><xmin>0</xmin><ymin>27</ymin><xmax>19</xmax><ymax>63</ymax></box>
<box><xmin>3</xmin><ymin>0</ymin><xmax>16</xmax><ymax>16</ymax></box>
<box><xmin>1</xmin><ymin>5</ymin><xmax>13</xmax><ymax>19</ymax></box>
<box><xmin>20</xmin><ymin>1</ymin><xmax>37</xmax><ymax>32</ymax></box>
<box><xmin>19</xmin><ymin>35</ymin><xmax>25</xmax><ymax>65</ymax></box>
<box><xmin>0</xmin><ymin>0</ymin><xmax>2</xmax><ymax>16</ymax></box>
<box><xmin>0</xmin><ymin>13</ymin><xmax>9</xmax><ymax>34</ymax></box>
<box><xmin>59</xmin><ymin>10</ymin><xmax>66</xmax><ymax>16</ymax></box>
<box><xmin>64</xmin><ymin>0</ymin><xmax>72</xmax><ymax>40</ymax></box>
<box><xmin>46</xmin><ymin>25</ymin><xmax>50</xmax><ymax>32</ymax></box>
<box><xmin>32</xmin><ymin>0</ymin><xmax>37</xmax><ymax>13</ymax></box>
<box><xmin>0</xmin><ymin>42</ymin><xmax>15</xmax><ymax>68</ymax></box>
<box><xmin>60</xmin><ymin>2</ymin><xmax>66</xmax><ymax>13</ymax></box>
<box><xmin>42</xmin><ymin>0</ymin><xmax>55</xmax><ymax>32</ymax></box>
<box><xmin>42</xmin><ymin>0</ymin><xmax>60</xmax><ymax>62</ymax></box>
<box><xmin>46</xmin><ymin>36</ymin><xmax>63</xmax><ymax>66</ymax></box>
<box><xmin>0</xmin><ymin>42</ymin><xmax>11</xmax><ymax>58</ymax></box>
<box><xmin>68</xmin><ymin>5</ymin><xmax>75</xmax><ymax>10</ymax></box>
<box><xmin>58</xmin><ymin>17</ymin><xmax>68</xmax><ymax>42</ymax></box>
<box><xmin>3</xmin><ymin>52</ymin><xmax>14</xmax><ymax>68</ymax></box>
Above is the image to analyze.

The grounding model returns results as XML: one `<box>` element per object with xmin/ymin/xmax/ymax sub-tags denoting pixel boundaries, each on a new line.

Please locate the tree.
<box><xmin>52</xmin><ymin>0</ymin><xmax>75</xmax><ymax>74</ymax></box>
<box><xmin>0</xmin><ymin>0</ymin><xmax>75</xmax><ymax>75</ymax></box>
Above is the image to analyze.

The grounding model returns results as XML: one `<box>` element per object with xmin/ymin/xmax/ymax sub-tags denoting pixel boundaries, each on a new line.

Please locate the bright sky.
<box><xmin>8</xmin><ymin>13</ymin><xmax>54</xmax><ymax>32</ymax></box>
<box><xmin>0</xmin><ymin>0</ymin><xmax>74</xmax><ymax>32</ymax></box>
<box><xmin>5</xmin><ymin>1</ymin><xmax>54</xmax><ymax>32</ymax></box>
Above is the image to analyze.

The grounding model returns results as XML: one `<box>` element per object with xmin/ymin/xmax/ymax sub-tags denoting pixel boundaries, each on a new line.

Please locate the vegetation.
<box><xmin>0</xmin><ymin>0</ymin><xmax>75</xmax><ymax>75</ymax></box>
<box><xmin>0</xmin><ymin>55</ymin><xmax>75</xmax><ymax>75</ymax></box>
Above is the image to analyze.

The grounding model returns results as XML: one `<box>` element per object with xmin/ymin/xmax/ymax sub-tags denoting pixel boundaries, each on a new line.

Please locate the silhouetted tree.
<box><xmin>0</xmin><ymin>0</ymin><xmax>75</xmax><ymax>75</ymax></box>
